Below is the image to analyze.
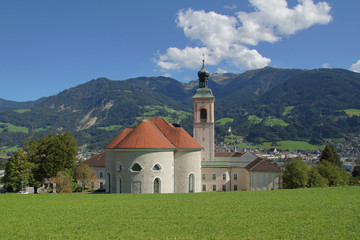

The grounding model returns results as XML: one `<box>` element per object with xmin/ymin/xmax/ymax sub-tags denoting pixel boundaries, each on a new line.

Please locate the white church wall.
<box><xmin>174</xmin><ymin>150</ymin><xmax>202</xmax><ymax>193</ymax></box>
<box><xmin>106</xmin><ymin>150</ymin><xmax>174</xmax><ymax>194</ymax></box>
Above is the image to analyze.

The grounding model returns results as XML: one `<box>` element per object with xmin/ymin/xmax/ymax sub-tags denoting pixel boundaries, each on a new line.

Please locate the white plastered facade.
<box><xmin>105</xmin><ymin>148</ymin><xmax>201</xmax><ymax>194</ymax></box>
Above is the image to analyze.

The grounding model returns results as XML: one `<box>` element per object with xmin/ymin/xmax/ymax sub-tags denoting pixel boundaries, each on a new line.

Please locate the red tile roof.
<box><xmin>105</xmin><ymin>117</ymin><xmax>202</xmax><ymax>149</ymax></box>
<box><xmin>245</xmin><ymin>157</ymin><xmax>281</xmax><ymax>172</ymax></box>
<box><xmin>82</xmin><ymin>152</ymin><xmax>105</xmax><ymax>167</ymax></box>
<box><xmin>105</xmin><ymin>128</ymin><xmax>133</xmax><ymax>149</ymax></box>
<box><xmin>148</xmin><ymin>117</ymin><xmax>202</xmax><ymax>149</ymax></box>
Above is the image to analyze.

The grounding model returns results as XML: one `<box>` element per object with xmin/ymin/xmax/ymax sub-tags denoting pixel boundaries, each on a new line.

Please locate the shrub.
<box><xmin>71</xmin><ymin>182</ymin><xmax>83</xmax><ymax>192</ymax></box>
<box><xmin>307</xmin><ymin>166</ymin><xmax>328</xmax><ymax>188</ymax></box>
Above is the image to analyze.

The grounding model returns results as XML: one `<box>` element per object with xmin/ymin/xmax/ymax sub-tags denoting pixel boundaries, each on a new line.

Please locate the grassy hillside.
<box><xmin>1</xmin><ymin>67</ymin><xmax>360</xmax><ymax>151</ymax></box>
<box><xmin>0</xmin><ymin>187</ymin><xmax>359</xmax><ymax>239</ymax></box>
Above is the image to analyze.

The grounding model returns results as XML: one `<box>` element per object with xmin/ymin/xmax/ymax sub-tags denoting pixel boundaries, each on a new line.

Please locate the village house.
<box><xmin>82</xmin><ymin>152</ymin><xmax>106</xmax><ymax>190</ymax></box>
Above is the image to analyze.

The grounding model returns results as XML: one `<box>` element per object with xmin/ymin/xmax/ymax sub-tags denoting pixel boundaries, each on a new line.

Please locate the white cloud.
<box><xmin>350</xmin><ymin>60</ymin><xmax>360</xmax><ymax>73</ymax></box>
<box><xmin>216</xmin><ymin>68</ymin><xmax>228</xmax><ymax>73</ymax></box>
<box><xmin>163</xmin><ymin>73</ymin><xmax>171</xmax><ymax>78</ymax></box>
<box><xmin>322</xmin><ymin>63</ymin><xmax>330</xmax><ymax>68</ymax></box>
<box><xmin>224</xmin><ymin>4</ymin><xmax>237</xmax><ymax>10</ymax></box>
<box><xmin>156</xmin><ymin>0</ymin><xmax>332</xmax><ymax>72</ymax></box>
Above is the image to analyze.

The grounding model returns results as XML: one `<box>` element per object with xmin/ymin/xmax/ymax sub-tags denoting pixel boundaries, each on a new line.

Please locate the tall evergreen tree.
<box><xmin>319</xmin><ymin>145</ymin><xmax>341</xmax><ymax>167</ymax></box>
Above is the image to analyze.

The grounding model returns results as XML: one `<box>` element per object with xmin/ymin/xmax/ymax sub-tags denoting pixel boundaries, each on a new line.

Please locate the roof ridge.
<box><xmin>150</xmin><ymin>119</ymin><xmax>176</xmax><ymax>148</ymax></box>
<box><xmin>247</xmin><ymin>157</ymin><xmax>264</xmax><ymax>170</ymax></box>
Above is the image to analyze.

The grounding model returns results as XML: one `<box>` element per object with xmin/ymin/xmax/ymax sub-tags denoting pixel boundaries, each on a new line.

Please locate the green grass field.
<box><xmin>344</xmin><ymin>109</ymin><xmax>360</xmax><ymax>117</ymax></box>
<box><xmin>0</xmin><ymin>122</ymin><xmax>29</xmax><ymax>134</ymax></box>
<box><xmin>264</xmin><ymin>117</ymin><xmax>289</xmax><ymax>127</ymax></box>
<box><xmin>0</xmin><ymin>187</ymin><xmax>359</xmax><ymax>239</ymax></box>
<box><xmin>0</xmin><ymin>146</ymin><xmax>20</xmax><ymax>156</ymax></box>
<box><xmin>215</xmin><ymin>118</ymin><xmax>234</xmax><ymax>125</ymax></box>
<box><xmin>248</xmin><ymin>115</ymin><xmax>263</xmax><ymax>124</ymax></box>
<box><xmin>282</xmin><ymin>106</ymin><xmax>295</xmax><ymax>116</ymax></box>
<box><xmin>98</xmin><ymin>125</ymin><xmax>123</xmax><ymax>131</ymax></box>
<box><xmin>136</xmin><ymin>105</ymin><xmax>192</xmax><ymax>124</ymax></box>
<box><xmin>13</xmin><ymin>109</ymin><xmax>31</xmax><ymax>113</ymax></box>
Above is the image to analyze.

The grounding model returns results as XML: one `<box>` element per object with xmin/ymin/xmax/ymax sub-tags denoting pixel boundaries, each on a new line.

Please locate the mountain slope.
<box><xmin>1</xmin><ymin>67</ymin><xmax>360</xmax><ymax>150</ymax></box>
<box><xmin>226</xmin><ymin>68</ymin><xmax>360</xmax><ymax>143</ymax></box>
<box><xmin>0</xmin><ymin>98</ymin><xmax>45</xmax><ymax>112</ymax></box>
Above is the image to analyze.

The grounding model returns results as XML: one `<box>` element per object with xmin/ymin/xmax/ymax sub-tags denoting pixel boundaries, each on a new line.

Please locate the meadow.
<box><xmin>0</xmin><ymin>187</ymin><xmax>359</xmax><ymax>239</ymax></box>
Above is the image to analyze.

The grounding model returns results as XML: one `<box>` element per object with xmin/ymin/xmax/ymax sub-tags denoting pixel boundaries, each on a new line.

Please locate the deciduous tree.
<box><xmin>283</xmin><ymin>158</ymin><xmax>309</xmax><ymax>189</ymax></box>
<box><xmin>3</xmin><ymin>150</ymin><xmax>33</xmax><ymax>192</ymax></box>
<box><xmin>307</xmin><ymin>166</ymin><xmax>328</xmax><ymax>188</ymax></box>
<box><xmin>75</xmin><ymin>163</ymin><xmax>97</xmax><ymax>191</ymax></box>
<box><xmin>52</xmin><ymin>171</ymin><xmax>72</xmax><ymax>193</ymax></box>
<box><xmin>24</xmin><ymin>132</ymin><xmax>78</xmax><ymax>191</ymax></box>
<box><xmin>316</xmin><ymin>161</ymin><xmax>350</xmax><ymax>187</ymax></box>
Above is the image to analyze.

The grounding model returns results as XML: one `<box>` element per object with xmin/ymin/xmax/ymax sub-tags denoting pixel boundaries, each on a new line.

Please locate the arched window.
<box><xmin>106</xmin><ymin>173</ymin><xmax>111</xmax><ymax>193</ymax></box>
<box><xmin>117</xmin><ymin>176</ymin><xmax>122</xmax><ymax>193</ymax></box>
<box><xmin>200</xmin><ymin>108</ymin><xmax>207</xmax><ymax>122</ymax></box>
<box><xmin>130</xmin><ymin>163</ymin><xmax>142</xmax><ymax>172</ymax></box>
<box><xmin>152</xmin><ymin>163</ymin><xmax>162</xmax><ymax>172</ymax></box>
<box><xmin>117</xmin><ymin>163</ymin><xmax>123</xmax><ymax>172</ymax></box>
<box><xmin>189</xmin><ymin>174</ymin><xmax>195</xmax><ymax>193</ymax></box>
<box><xmin>154</xmin><ymin>178</ymin><xmax>161</xmax><ymax>193</ymax></box>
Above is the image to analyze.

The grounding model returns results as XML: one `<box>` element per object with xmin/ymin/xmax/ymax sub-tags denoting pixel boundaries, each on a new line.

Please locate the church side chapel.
<box><xmin>104</xmin><ymin>117</ymin><xmax>202</xmax><ymax>193</ymax></box>
<box><xmin>101</xmin><ymin>60</ymin><xmax>282</xmax><ymax>194</ymax></box>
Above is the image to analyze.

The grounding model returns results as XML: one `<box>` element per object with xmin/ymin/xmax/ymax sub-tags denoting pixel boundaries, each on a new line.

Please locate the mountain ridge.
<box><xmin>1</xmin><ymin>67</ymin><xmax>360</xmax><ymax>150</ymax></box>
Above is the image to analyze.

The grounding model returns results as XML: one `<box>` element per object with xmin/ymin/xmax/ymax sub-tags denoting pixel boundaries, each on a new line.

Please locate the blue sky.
<box><xmin>1</xmin><ymin>0</ymin><xmax>359</xmax><ymax>101</ymax></box>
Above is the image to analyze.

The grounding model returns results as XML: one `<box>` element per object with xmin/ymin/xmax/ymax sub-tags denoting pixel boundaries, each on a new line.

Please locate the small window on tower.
<box><xmin>200</xmin><ymin>108</ymin><xmax>207</xmax><ymax>122</ymax></box>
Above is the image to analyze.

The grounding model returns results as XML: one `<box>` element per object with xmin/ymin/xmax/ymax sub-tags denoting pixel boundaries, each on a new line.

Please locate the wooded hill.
<box><xmin>1</xmin><ymin>67</ymin><xmax>360</xmax><ymax>150</ymax></box>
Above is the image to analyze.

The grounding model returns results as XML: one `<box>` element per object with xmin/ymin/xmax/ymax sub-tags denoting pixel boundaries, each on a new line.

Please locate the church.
<box><xmin>89</xmin><ymin>61</ymin><xmax>282</xmax><ymax>193</ymax></box>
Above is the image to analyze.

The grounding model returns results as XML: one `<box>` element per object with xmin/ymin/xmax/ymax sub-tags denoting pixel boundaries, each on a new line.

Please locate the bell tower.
<box><xmin>192</xmin><ymin>60</ymin><xmax>215</xmax><ymax>162</ymax></box>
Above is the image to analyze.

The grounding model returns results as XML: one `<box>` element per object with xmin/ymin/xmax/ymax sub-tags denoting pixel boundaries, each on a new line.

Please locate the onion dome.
<box><xmin>198</xmin><ymin>59</ymin><xmax>210</xmax><ymax>79</ymax></box>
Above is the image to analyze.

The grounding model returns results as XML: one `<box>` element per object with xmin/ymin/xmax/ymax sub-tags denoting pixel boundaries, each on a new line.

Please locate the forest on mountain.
<box><xmin>1</xmin><ymin>67</ymin><xmax>360</xmax><ymax>151</ymax></box>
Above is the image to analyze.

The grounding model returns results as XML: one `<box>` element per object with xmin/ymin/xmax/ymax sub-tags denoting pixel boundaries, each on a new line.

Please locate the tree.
<box><xmin>24</xmin><ymin>132</ymin><xmax>79</xmax><ymax>192</ymax></box>
<box><xmin>283</xmin><ymin>158</ymin><xmax>309</xmax><ymax>189</ymax></box>
<box><xmin>307</xmin><ymin>166</ymin><xmax>328</xmax><ymax>188</ymax></box>
<box><xmin>352</xmin><ymin>166</ymin><xmax>360</xmax><ymax>178</ymax></box>
<box><xmin>319</xmin><ymin>145</ymin><xmax>341</xmax><ymax>167</ymax></box>
<box><xmin>316</xmin><ymin>161</ymin><xmax>350</xmax><ymax>187</ymax></box>
<box><xmin>75</xmin><ymin>163</ymin><xmax>97</xmax><ymax>191</ymax></box>
<box><xmin>52</xmin><ymin>171</ymin><xmax>72</xmax><ymax>193</ymax></box>
<box><xmin>3</xmin><ymin>150</ymin><xmax>33</xmax><ymax>192</ymax></box>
